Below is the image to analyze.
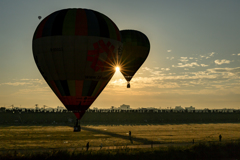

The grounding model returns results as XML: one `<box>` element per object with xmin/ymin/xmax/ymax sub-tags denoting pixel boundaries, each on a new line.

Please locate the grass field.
<box><xmin>0</xmin><ymin>123</ymin><xmax>240</xmax><ymax>151</ymax></box>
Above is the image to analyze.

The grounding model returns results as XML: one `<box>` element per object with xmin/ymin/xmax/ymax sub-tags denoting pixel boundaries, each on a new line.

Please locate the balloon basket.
<box><xmin>74</xmin><ymin>125</ymin><xmax>81</xmax><ymax>132</ymax></box>
<box><xmin>127</xmin><ymin>83</ymin><xmax>130</xmax><ymax>88</ymax></box>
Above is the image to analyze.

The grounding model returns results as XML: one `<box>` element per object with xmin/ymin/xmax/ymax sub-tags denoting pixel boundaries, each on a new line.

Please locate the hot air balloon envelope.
<box><xmin>32</xmin><ymin>8</ymin><xmax>122</xmax><ymax>120</ymax></box>
<box><xmin>119</xmin><ymin>30</ymin><xmax>150</xmax><ymax>87</ymax></box>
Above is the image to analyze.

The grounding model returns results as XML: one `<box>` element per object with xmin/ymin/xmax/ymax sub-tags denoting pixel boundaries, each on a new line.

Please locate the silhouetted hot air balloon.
<box><xmin>32</xmin><ymin>8</ymin><xmax>122</xmax><ymax>131</ymax></box>
<box><xmin>119</xmin><ymin>30</ymin><xmax>150</xmax><ymax>88</ymax></box>
<box><xmin>38</xmin><ymin>16</ymin><xmax>41</xmax><ymax>20</ymax></box>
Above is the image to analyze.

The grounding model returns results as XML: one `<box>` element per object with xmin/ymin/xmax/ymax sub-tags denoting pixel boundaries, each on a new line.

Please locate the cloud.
<box><xmin>166</xmin><ymin>57</ymin><xmax>174</xmax><ymax>60</ymax></box>
<box><xmin>0</xmin><ymin>79</ymin><xmax>45</xmax><ymax>86</ymax></box>
<box><xmin>142</xmin><ymin>67</ymin><xmax>151</xmax><ymax>71</ymax></box>
<box><xmin>214</xmin><ymin>59</ymin><xmax>231</xmax><ymax>65</ymax></box>
<box><xmin>142</xmin><ymin>67</ymin><xmax>163</xmax><ymax>76</ymax></box>
<box><xmin>1</xmin><ymin>82</ymin><xmax>31</xmax><ymax>86</ymax></box>
<box><xmin>161</xmin><ymin>68</ymin><xmax>170</xmax><ymax>71</ymax></box>
<box><xmin>167</xmin><ymin>50</ymin><xmax>172</xmax><ymax>52</ymax></box>
<box><xmin>200</xmin><ymin>52</ymin><xmax>215</xmax><ymax>59</ymax></box>
<box><xmin>106</xmin><ymin>66</ymin><xmax>240</xmax><ymax>97</ymax></box>
<box><xmin>179</xmin><ymin>57</ymin><xmax>188</xmax><ymax>63</ymax></box>
<box><xmin>238</xmin><ymin>53</ymin><xmax>240</xmax><ymax>56</ymax></box>
<box><xmin>176</xmin><ymin>62</ymin><xmax>200</xmax><ymax>68</ymax></box>
<box><xmin>200</xmin><ymin>64</ymin><xmax>208</xmax><ymax>67</ymax></box>
<box><xmin>207</xmin><ymin>67</ymin><xmax>240</xmax><ymax>74</ymax></box>
<box><xmin>209</xmin><ymin>52</ymin><xmax>215</xmax><ymax>57</ymax></box>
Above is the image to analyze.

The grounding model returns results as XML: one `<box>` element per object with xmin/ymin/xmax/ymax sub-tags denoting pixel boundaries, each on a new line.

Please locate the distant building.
<box><xmin>57</xmin><ymin>106</ymin><xmax>65</xmax><ymax>111</ymax></box>
<box><xmin>118</xmin><ymin>104</ymin><xmax>131</xmax><ymax>110</ymax></box>
<box><xmin>185</xmin><ymin>106</ymin><xmax>195</xmax><ymax>112</ymax></box>
<box><xmin>175</xmin><ymin>106</ymin><xmax>184</xmax><ymax>111</ymax></box>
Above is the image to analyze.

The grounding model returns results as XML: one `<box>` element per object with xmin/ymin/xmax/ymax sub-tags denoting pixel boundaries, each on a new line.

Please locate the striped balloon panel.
<box><xmin>33</xmin><ymin>8</ymin><xmax>121</xmax><ymax>42</ymax></box>
<box><xmin>120</xmin><ymin>30</ymin><xmax>150</xmax><ymax>48</ymax></box>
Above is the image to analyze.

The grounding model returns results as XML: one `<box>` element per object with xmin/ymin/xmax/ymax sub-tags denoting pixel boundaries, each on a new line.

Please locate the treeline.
<box><xmin>0</xmin><ymin>112</ymin><xmax>240</xmax><ymax>125</ymax></box>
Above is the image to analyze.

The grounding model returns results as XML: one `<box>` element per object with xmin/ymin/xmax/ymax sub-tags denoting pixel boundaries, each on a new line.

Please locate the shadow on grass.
<box><xmin>81</xmin><ymin>126</ymin><xmax>160</xmax><ymax>145</ymax></box>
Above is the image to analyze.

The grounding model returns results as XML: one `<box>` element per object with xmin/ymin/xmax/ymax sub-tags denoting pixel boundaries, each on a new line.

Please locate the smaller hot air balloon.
<box><xmin>38</xmin><ymin>16</ymin><xmax>41</xmax><ymax>20</ymax></box>
<box><xmin>119</xmin><ymin>30</ymin><xmax>150</xmax><ymax>88</ymax></box>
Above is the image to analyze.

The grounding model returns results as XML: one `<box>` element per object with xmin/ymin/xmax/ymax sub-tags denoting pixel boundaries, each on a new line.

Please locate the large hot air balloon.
<box><xmin>119</xmin><ymin>30</ymin><xmax>150</xmax><ymax>88</ymax></box>
<box><xmin>32</xmin><ymin>8</ymin><xmax>122</xmax><ymax>131</ymax></box>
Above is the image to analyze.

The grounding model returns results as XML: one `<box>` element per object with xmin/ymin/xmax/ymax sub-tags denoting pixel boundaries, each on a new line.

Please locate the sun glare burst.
<box><xmin>115</xmin><ymin>67</ymin><xmax>120</xmax><ymax>72</ymax></box>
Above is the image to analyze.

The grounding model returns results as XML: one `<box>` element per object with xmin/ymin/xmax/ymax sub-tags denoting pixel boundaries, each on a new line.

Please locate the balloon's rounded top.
<box><xmin>120</xmin><ymin>30</ymin><xmax>150</xmax><ymax>48</ymax></box>
<box><xmin>33</xmin><ymin>8</ymin><xmax>121</xmax><ymax>41</ymax></box>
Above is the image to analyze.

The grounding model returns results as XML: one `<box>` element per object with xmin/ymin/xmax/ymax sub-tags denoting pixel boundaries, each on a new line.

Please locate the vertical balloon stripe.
<box><xmin>102</xmin><ymin>16</ymin><xmax>116</xmax><ymax>40</ymax></box>
<box><xmin>75</xmin><ymin>9</ymin><xmax>88</xmax><ymax>36</ymax></box>
<box><xmin>60</xmin><ymin>80</ymin><xmax>70</xmax><ymax>96</ymax></box>
<box><xmin>87</xmin><ymin>81</ymin><xmax>98</xmax><ymax>96</ymax></box>
<box><xmin>82</xmin><ymin>80</ymin><xmax>92</xmax><ymax>96</ymax></box>
<box><xmin>67</xmin><ymin>80</ymin><xmax>76</xmax><ymax>96</ymax></box>
<box><xmin>121</xmin><ymin>30</ymin><xmax>150</xmax><ymax>48</ymax></box>
<box><xmin>54</xmin><ymin>80</ymin><xmax>66</xmax><ymax>96</ymax></box>
<box><xmin>85</xmin><ymin>10</ymin><xmax>99</xmax><ymax>36</ymax></box>
<box><xmin>42</xmin><ymin>12</ymin><xmax>59</xmax><ymax>37</ymax></box>
<box><xmin>93</xmin><ymin>79</ymin><xmax>109</xmax><ymax>97</ymax></box>
<box><xmin>92</xmin><ymin>80</ymin><xmax>104</xmax><ymax>96</ymax></box>
<box><xmin>34</xmin><ymin>16</ymin><xmax>49</xmax><ymax>39</ymax></box>
<box><xmin>62</xmin><ymin>9</ymin><xmax>77</xmax><ymax>35</ymax></box>
<box><xmin>51</xmin><ymin>10</ymin><xmax>68</xmax><ymax>36</ymax></box>
<box><xmin>113</xmin><ymin>23</ymin><xmax>121</xmax><ymax>41</ymax></box>
<box><xmin>94</xmin><ymin>12</ymin><xmax>109</xmax><ymax>38</ymax></box>
<box><xmin>75</xmin><ymin>80</ymin><xmax>83</xmax><ymax>98</ymax></box>
<box><xmin>49</xmin><ymin>80</ymin><xmax>62</xmax><ymax>98</ymax></box>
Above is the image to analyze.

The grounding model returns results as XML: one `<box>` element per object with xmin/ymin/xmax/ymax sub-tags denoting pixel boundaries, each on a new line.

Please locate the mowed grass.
<box><xmin>0</xmin><ymin>123</ymin><xmax>240</xmax><ymax>150</ymax></box>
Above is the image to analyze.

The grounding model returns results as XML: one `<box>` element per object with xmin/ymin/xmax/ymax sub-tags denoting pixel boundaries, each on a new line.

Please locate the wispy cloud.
<box><xmin>179</xmin><ymin>57</ymin><xmax>188</xmax><ymax>63</ymax></box>
<box><xmin>161</xmin><ymin>68</ymin><xmax>170</xmax><ymax>71</ymax></box>
<box><xmin>166</xmin><ymin>57</ymin><xmax>174</xmax><ymax>60</ymax></box>
<box><xmin>0</xmin><ymin>82</ymin><xmax>31</xmax><ymax>86</ymax></box>
<box><xmin>176</xmin><ymin>62</ymin><xmax>200</xmax><ymax>68</ymax></box>
<box><xmin>200</xmin><ymin>64</ymin><xmax>208</xmax><ymax>67</ymax></box>
<box><xmin>200</xmin><ymin>52</ymin><xmax>215</xmax><ymax>59</ymax></box>
<box><xmin>214</xmin><ymin>59</ymin><xmax>231</xmax><ymax>65</ymax></box>
<box><xmin>167</xmin><ymin>50</ymin><xmax>172</xmax><ymax>52</ymax></box>
<box><xmin>209</xmin><ymin>52</ymin><xmax>215</xmax><ymax>57</ymax></box>
<box><xmin>0</xmin><ymin>79</ymin><xmax>45</xmax><ymax>86</ymax></box>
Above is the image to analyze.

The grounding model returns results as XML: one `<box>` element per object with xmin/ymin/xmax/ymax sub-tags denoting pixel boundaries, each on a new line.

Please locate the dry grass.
<box><xmin>0</xmin><ymin>123</ymin><xmax>239</xmax><ymax>150</ymax></box>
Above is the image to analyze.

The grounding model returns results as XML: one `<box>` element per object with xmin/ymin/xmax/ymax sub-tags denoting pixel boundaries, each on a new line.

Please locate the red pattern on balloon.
<box><xmin>87</xmin><ymin>40</ymin><xmax>115</xmax><ymax>71</ymax></box>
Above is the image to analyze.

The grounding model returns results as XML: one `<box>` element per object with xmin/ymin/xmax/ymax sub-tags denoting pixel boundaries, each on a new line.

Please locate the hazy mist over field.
<box><xmin>1</xmin><ymin>0</ymin><xmax>240</xmax><ymax>109</ymax></box>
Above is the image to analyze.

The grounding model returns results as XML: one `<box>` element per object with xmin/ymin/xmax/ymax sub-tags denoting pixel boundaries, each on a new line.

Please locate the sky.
<box><xmin>1</xmin><ymin>0</ymin><xmax>240</xmax><ymax>109</ymax></box>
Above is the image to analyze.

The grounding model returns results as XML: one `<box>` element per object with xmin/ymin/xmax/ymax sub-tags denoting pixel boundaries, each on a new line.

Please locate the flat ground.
<box><xmin>0</xmin><ymin>123</ymin><xmax>239</xmax><ymax>151</ymax></box>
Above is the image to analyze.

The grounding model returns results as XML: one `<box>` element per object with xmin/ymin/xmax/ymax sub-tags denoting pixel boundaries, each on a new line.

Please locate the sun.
<box><xmin>115</xmin><ymin>66</ymin><xmax>120</xmax><ymax>71</ymax></box>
